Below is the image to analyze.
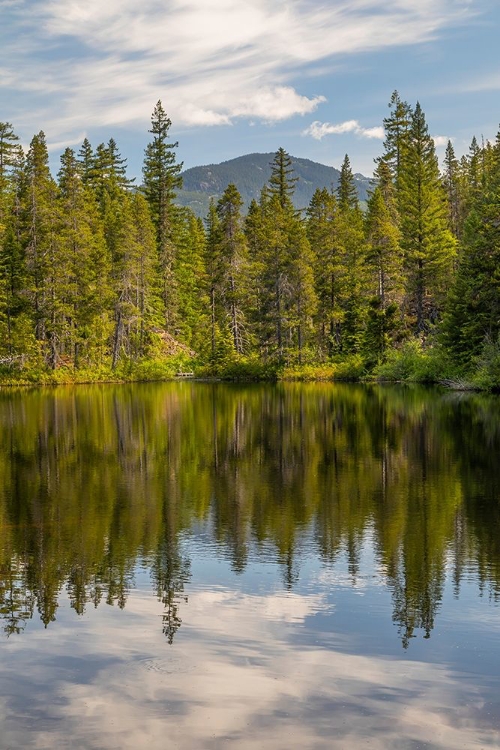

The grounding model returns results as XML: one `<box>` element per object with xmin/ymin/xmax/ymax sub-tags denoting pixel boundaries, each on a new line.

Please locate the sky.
<box><xmin>1</xmin><ymin>0</ymin><xmax>499</xmax><ymax>178</ymax></box>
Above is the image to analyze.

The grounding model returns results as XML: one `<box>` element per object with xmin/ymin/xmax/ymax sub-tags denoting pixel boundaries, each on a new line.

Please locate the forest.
<box><xmin>0</xmin><ymin>92</ymin><xmax>499</xmax><ymax>387</ymax></box>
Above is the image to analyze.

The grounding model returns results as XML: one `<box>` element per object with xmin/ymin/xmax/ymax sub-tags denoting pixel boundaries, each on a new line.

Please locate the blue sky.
<box><xmin>1</xmin><ymin>0</ymin><xmax>499</xmax><ymax>178</ymax></box>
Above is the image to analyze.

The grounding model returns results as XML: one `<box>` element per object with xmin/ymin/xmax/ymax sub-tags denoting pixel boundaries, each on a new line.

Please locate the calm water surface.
<box><xmin>0</xmin><ymin>382</ymin><xmax>499</xmax><ymax>749</ymax></box>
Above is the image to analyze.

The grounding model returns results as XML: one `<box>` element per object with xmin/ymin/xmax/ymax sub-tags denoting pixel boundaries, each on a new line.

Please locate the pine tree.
<box><xmin>364</xmin><ymin>183</ymin><xmax>403</xmax><ymax>357</ymax></box>
<box><xmin>57</xmin><ymin>147</ymin><xmax>111</xmax><ymax>366</ymax></box>
<box><xmin>337</xmin><ymin>154</ymin><xmax>358</xmax><ymax>211</ymax></box>
<box><xmin>111</xmin><ymin>193</ymin><xmax>160</xmax><ymax>367</ymax></box>
<box><xmin>336</xmin><ymin>155</ymin><xmax>367</xmax><ymax>352</ymax></box>
<box><xmin>22</xmin><ymin>132</ymin><xmax>60</xmax><ymax>364</ymax></box>
<box><xmin>107</xmin><ymin>138</ymin><xmax>135</xmax><ymax>190</ymax></box>
<box><xmin>0</xmin><ymin>122</ymin><xmax>20</xmax><ymax>245</ymax></box>
<box><xmin>268</xmin><ymin>148</ymin><xmax>298</xmax><ymax>209</ymax></box>
<box><xmin>204</xmin><ymin>200</ymin><xmax>220</xmax><ymax>362</ymax></box>
<box><xmin>365</xmin><ymin>181</ymin><xmax>403</xmax><ymax>311</ymax></box>
<box><xmin>307</xmin><ymin>188</ymin><xmax>345</xmax><ymax>356</ymax></box>
<box><xmin>142</xmin><ymin>101</ymin><xmax>183</xmax><ymax>332</ymax></box>
<box><xmin>77</xmin><ymin>138</ymin><xmax>94</xmax><ymax>186</ymax></box>
<box><xmin>0</xmin><ymin>123</ymin><xmax>23</xmax><ymax>357</ymax></box>
<box><xmin>442</xmin><ymin>140</ymin><xmax>463</xmax><ymax>239</ymax></box>
<box><xmin>444</xmin><ymin>129</ymin><xmax>500</xmax><ymax>362</ymax></box>
<box><xmin>250</xmin><ymin>153</ymin><xmax>316</xmax><ymax>362</ymax></box>
<box><xmin>465</xmin><ymin>136</ymin><xmax>482</xmax><ymax>204</ymax></box>
<box><xmin>252</xmin><ymin>191</ymin><xmax>290</xmax><ymax>358</ymax></box>
<box><xmin>174</xmin><ymin>209</ymin><xmax>209</xmax><ymax>352</ymax></box>
<box><xmin>215</xmin><ymin>184</ymin><xmax>249</xmax><ymax>355</ymax></box>
<box><xmin>377</xmin><ymin>90</ymin><xmax>413</xmax><ymax>188</ymax></box>
<box><xmin>91</xmin><ymin>142</ymin><xmax>123</xmax><ymax>205</ymax></box>
<box><xmin>0</xmin><ymin>144</ymin><xmax>29</xmax><ymax>359</ymax></box>
<box><xmin>398</xmin><ymin>103</ymin><xmax>457</xmax><ymax>334</ymax></box>
<box><xmin>287</xmin><ymin>211</ymin><xmax>316</xmax><ymax>363</ymax></box>
<box><xmin>0</xmin><ymin>122</ymin><xmax>20</xmax><ymax>196</ymax></box>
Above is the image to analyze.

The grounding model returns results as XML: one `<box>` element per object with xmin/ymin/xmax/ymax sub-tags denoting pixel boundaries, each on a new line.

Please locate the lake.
<box><xmin>0</xmin><ymin>382</ymin><xmax>499</xmax><ymax>749</ymax></box>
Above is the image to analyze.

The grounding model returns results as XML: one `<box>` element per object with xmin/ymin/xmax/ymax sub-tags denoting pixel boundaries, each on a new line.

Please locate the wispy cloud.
<box><xmin>304</xmin><ymin>120</ymin><xmax>385</xmax><ymax>140</ymax></box>
<box><xmin>459</xmin><ymin>70</ymin><xmax>500</xmax><ymax>93</ymax></box>
<box><xmin>0</xmin><ymin>0</ymin><xmax>478</xmax><ymax>140</ymax></box>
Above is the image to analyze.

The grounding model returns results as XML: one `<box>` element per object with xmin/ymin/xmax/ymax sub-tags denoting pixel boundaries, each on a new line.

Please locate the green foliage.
<box><xmin>374</xmin><ymin>339</ymin><xmax>460</xmax><ymax>383</ymax></box>
<box><xmin>363</xmin><ymin>299</ymin><xmax>400</xmax><ymax>366</ymax></box>
<box><xmin>444</xmin><ymin>132</ymin><xmax>500</xmax><ymax>365</ymax></box>
<box><xmin>398</xmin><ymin>104</ymin><xmax>457</xmax><ymax>333</ymax></box>
<box><xmin>142</xmin><ymin>100</ymin><xmax>183</xmax><ymax>330</ymax></box>
<box><xmin>472</xmin><ymin>335</ymin><xmax>500</xmax><ymax>390</ymax></box>
<box><xmin>377</xmin><ymin>90</ymin><xmax>413</xmax><ymax>187</ymax></box>
<box><xmin>281</xmin><ymin>355</ymin><xmax>365</xmax><ymax>381</ymax></box>
<box><xmin>198</xmin><ymin>354</ymin><xmax>280</xmax><ymax>381</ymax></box>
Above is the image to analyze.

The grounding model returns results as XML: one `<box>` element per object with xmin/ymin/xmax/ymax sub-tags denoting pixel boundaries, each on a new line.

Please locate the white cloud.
<box><xmin>433</xmin><ymin>135</ymin><xmax>452</xmax><ymax>147</ymax></box>
<box><xmin>230</xmin><ymin>87</ymin><xmax>326</xmax><ymax>123</ymax></box>
<box><xmin>0</xmin><ymin>0</ymin><xmax>478</xmax><ymax>139</ymax></box>
<box><xmin>304</xmin><ymin>120</ymin><xmax>385</xmax><ymax>141</ymax></box>
<box><xmin>363</xmin><ymin>126</ymin><xmax>386</xmax><ymax>140</ymax></box>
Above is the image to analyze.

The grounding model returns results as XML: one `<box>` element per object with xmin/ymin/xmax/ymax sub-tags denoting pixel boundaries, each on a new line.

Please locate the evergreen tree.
<box><xmin>364</xmin><ymin>183</ymin><xmax>403</xmax><ymax>357</ymax></box>
<box><xmin>22</xmin><ymin>132</ymin><xmax>60</xmax><ymax>364</ymax></box>
<box><xmin>0</xmin><ymin>124</ymin><xmax>24</xmax><ymax>358</ymax></box>
<box><xmin>268</xmin><ymin>147</ymin><xmax>298</xmax><ymax>209</ymax></box>
<box><xmin>398</xmin><ymin>103</ymin><xmax>456</xmax><ymax>333</ymax></box>
<box><xmin>77</xmin><ymin>138</ymin><xmax>94</xmax><ymax>186</ymax></box>
<box><xmin>250</xmin><ymin>153</ymin><xmax>316</xmax><ymax>362</ymax></box>
<box><xmin>444</xmin><ymin>129</ymin><xmax>500</xmax><ymax>362</ymax></box>
<box><xmin>287</xmin><ymin>211</ymin><xmax>316</xmax><ymax>363</ymax></box>
<box><xmin>336</xmin><ymin>155</ymin><xmax>368</xmax><ymax>352</ymax></box>
<box><xmin>204</xmin><ymin>200</ymin><xmax>220</xmax><ymax>362</ymax></box>
<box><xmin>215</xmin><ymin>184</ymin><xmax>249</xmax><ymax>355</ymax></box>
<box><xmin>0</xmin><ymin>122</ymin><xmax>20</xmax><ymax>199</ymax></box>
<box><xmin>251</xmin><ymin>191</ymin><xmax>290</xmax><ymax>358</ymax></box>
<box><xmin>465</xmin><ymin>136</ymin><xmax>482</xmax><ymax>204</ymax></box>
<box><xmin>307</xmin><ymin>188</ymin><xmax>345</xmax><ymax>356</ymax></box>
<box><xmin>57</xmin><ymin>147</ymin><xmax>111</xmax><ymax>366</ymax></box>
<box><xmin>91</xmin><ymin>142</ymin><xmax>123</xmax><ymax>205</ymax></box>
<box><xmin>107</xmin><ymin>138</ymin><xmax>135</xmax><ymax>189</ymax></box>
<box><xmin>442</xmin><ymin>140</ymin><xmax>463</xmax><ymax>239</ymax></box>
<box><xmin>337</xmin><ymin>154</ymin><xmax>358</xmax><ymax>211</ymax></box>
<box><xmin>377</xmin><ymin>90</ymin><xmax>413</xmax><ymax>188</ymax></box>
<box><xmin>0</xmin><ymin>123</ymin><xmax>20</xmax><ymax>244</ymax></box>
<box><xmin>111</xmin><ymin>193</ymin><xmax>160</xmax><ymax>367</ymax></box>
<box><xmin>142</xmin><ymin>101</ymin><xmax>183</xmax><ymax>332</ymax></box>
<box><xmin>365</xmin><ymin>181</ymin><xmax>403</xmax><ymax>311</ymax></box>
<box><xmin>174</xmin><ymin>209</ymin><xmax>209</xmax><ymax>351</ymax></box>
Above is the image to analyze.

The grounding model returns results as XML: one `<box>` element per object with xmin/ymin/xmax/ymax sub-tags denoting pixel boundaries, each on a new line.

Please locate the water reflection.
<box><xmin>0</xmin><ymin>382</ymin><xmax>499</xmax><ymax>648</ymax></box>
<box><xmin>1</xmin><ymin>579</ymin><xmax>499</xmax><ymax>750</ymax></box>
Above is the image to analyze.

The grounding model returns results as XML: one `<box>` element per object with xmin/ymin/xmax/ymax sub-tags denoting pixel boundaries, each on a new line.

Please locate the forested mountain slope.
<box><xmin>175</xmin><ymin>152</ymin><xmax>373</xmax><ymax>215</ymax></box>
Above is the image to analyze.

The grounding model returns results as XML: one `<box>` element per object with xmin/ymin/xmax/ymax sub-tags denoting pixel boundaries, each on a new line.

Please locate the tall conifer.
<box><xmin>142</xmin><ymin>102</ymin><xmax>183</xmax><ymax>332</ymax></box>
<box><xmin>398</xmin><ymin>103</ymin><xmax>456</xmax><ymax>333</ymax></box>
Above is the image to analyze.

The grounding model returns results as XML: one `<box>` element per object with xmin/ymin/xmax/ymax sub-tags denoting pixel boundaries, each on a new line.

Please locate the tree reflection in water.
<box><xmin>0</xmin><ymin>382</ymin><xmax>499</xmax><ymax>646</ymax></box>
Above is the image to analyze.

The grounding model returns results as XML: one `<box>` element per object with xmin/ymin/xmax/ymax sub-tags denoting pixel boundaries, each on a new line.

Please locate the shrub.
<box><xmin>374</xmin><ymin>339</ymin><xmax>461</xmax><ymax>383</ymax></box>
<box><xmin>472</xmin><ymin>335</ymin><xmax>500</xmax><ymax>391</ymax></box>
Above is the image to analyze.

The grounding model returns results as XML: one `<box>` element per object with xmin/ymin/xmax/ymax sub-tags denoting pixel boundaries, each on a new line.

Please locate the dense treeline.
<box><xmin>1</xmin><ymin>93</ymin><xmax>499</xmax><ymax>384</ymax></box>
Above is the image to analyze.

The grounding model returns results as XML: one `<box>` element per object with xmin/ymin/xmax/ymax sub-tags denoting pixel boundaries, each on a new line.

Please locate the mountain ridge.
<box><xmin>174</xmin><ymin>152</ymin><xmax>373</xmax><ymax>217</ymax></box>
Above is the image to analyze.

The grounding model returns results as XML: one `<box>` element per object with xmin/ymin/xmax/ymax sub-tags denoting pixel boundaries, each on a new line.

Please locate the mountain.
<box><xmin>174</xmin><ymin>153</ymin><xmax>374</xmax><ymax>217</ymax></box>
